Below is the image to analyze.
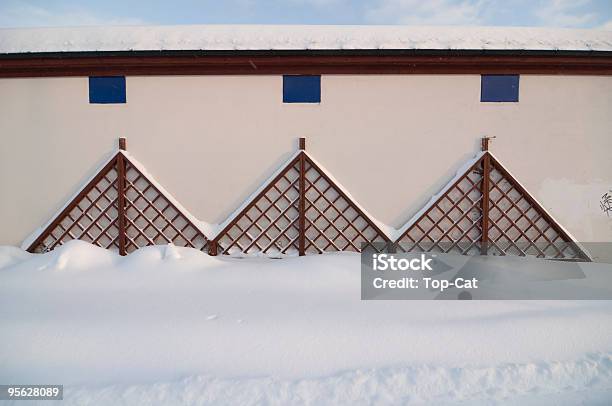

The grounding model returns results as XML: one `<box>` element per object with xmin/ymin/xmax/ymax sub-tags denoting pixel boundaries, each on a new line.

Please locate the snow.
<box><xmin>1</xmin><ymin>25</ymin><xmax>611</xmax><ymax>54</ymax></box>
<box><xmin>0</xmin><ymin>245</ymin><xmax>32</xmax><ymax>269</ymax></box>
<box><xmin>1</xmin><ymin>240</ymin><xmax>611</xmax><ymax>405</ymax></box>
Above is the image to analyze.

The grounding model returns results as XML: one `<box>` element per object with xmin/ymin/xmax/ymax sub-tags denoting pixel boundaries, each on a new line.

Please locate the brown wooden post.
<box><xmin>298</xmin><ymin>137</ymin><xmax>306</xmax><ymax>256</ymax></box>
<box><xmin>208</xmin><ymin>240</ymin><xmax>218</xmax><ymax>256</ymax></box>
<box><xmin>481</xmin><ymin>137</ymin><xmax>488</xmax><ymax>152</ymax></box>
<box><xmin>117</xmin><ymin>138</ymin><xmax>127</xmax><ymax>256</ymax></box>
<box><xmin>480</xmin><ymin>137</ymin><xmax>491</xmax><ymax>255</ymax></box>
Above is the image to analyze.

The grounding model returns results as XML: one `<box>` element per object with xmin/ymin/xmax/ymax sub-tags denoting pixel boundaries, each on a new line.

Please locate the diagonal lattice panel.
<box><xmin>123</xmin><ymin>159</ymin><xmax>209</xmax><ymax>253</ymax></box>
<box><xmin>303</xmin><ymin>155</ymin><xmax>389</xmax><ymax>253</ymax></box>
<box><xmin>28</xmin><ymin>157</ymin><xmax>121</xmax><ymax>253</ymax></box>
<box><xmin>395</xmin><ymin>157</ymin><xmax>485</xmax><ymax>255</ymax></box>
<box><xmin>27</xmin><ymin>143</ymin><xmax>210</xmax><ymax>255</ymax></box>
<box><xmin>486</xmin><ymin>155</ymin><xmax>588</xmax><ymax>260</ymax></box>
<box><xmin>215</xmin><ymin>155</ymin><xmax>301</xmax><ymax>255</ymax></box>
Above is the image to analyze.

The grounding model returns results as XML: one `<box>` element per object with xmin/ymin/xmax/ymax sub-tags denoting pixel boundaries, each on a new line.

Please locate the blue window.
<box><xmin>283</xmin><ymin>75</ymin><xmax>321</xmax><ymax>103</ymax></box>
<box><xmin>89</xmin><ymin>76</ymin><xmax>126</xmax><ymax>104</ymax></box>
<box><xmin>481</xmin><ymin>75</ymin><xmax>519</xmax><ymax>102</ymax></box>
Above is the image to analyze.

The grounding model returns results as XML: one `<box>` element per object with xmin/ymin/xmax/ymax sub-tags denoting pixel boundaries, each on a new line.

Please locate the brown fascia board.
<box><xmin>1</xmin><ymin>49</ymin><xmax>611</xmax><ymax>77</ymax></box>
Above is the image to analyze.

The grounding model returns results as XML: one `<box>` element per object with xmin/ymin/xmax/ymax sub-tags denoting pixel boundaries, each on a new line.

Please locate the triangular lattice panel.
<box><xmin>123</xmin><ymin>159</ymin><xmax>208</xmax><ymax>253</ymax></box>
<box><xmin>395</xmin><ymin>152</ymin><xmax>589</xmax><ymax>260</ymax></box>
<box><xmin>215</xmin><ymin>155</ymin><xmax>301</xmax><ymax>255</ymax></box>
<box><xmin>486</xmin><ymin>155</ymin><xmax>587</xmax><ymax>260</ymax></box>
<box><xmin>396</xmin><ymin>156</ymin><xmax>485</xmax><ymax>255</ymax></box>
<box><xmin>303</xmin><ymin>155</ymin><xmax>389</xmax><ymax>253</ymax></box>
<box><xmin>28</xmin><ymin>157</ymin><xmax>121</xmax><ymax>253</ymax></box>
<box><xmin>27</xmin><ymin>149</ymin><xmax>209</xmax><ymax>255</ymax></box>
<box><xmin>213</xmin><ymin>151</ymin><xmax>390</xmax><ymax>256</ymax></box>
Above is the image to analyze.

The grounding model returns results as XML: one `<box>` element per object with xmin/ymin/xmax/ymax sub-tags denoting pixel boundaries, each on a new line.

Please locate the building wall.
<box><xmin>1</xmin><ymin>74</ymin><xmax>611</xmax><ymax>257</ymax></box>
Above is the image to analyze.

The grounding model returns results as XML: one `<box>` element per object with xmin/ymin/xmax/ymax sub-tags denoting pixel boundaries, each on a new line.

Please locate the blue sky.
<box><xmin>0</xmin><ymin>0</ymin><xmax>610</xmax><ymax>29</ymax></box>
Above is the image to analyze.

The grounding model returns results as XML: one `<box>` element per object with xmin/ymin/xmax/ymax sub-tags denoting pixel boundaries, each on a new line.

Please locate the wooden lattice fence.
<box><xmin>26</xmin><ymin>136</ymin><xmax>590</xmax><ymax>261</ymax></box>
<box><xmin>210</xmin><ymin>138</ymin><xmax>390</xmax><ymax>256</ymax></box>
<box><xmin>27</xmin><ymin>139</ymin><xmax>209</xmax><ymax>255</ymax></box>
<box><xmin>395</xmin><ymin>138</ymin><xmax>590</xmax><ymax>261</ymax></box>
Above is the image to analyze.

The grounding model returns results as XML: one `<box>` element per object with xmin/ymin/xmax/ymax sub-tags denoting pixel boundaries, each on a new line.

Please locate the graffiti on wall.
<box><xmin>601</xmin><ymin>190</ymin><xmax>612</xmax><ymax>217</ymax></box>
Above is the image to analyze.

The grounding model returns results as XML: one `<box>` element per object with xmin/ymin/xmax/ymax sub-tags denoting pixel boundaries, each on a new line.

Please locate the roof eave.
<box><xmin>1</xmin><ymin>49</ymin><xmax>611</xmax><ymax>77</ymax></box>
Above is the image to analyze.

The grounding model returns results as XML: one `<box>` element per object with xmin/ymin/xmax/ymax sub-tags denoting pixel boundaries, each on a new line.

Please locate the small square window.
<box><xmin>481</xmin><ymin>75</ymin><xmax>519</xmax><ymax>102</ymax></box>
<box><xmin>89</xmin><ymin>76</ymin><xmax>126</xmax><ymax>104</ymax></box>
<box><xmin>283</xmin><ymin>75</ymin><xmax>320</xmax><ymax>103</ymax></box>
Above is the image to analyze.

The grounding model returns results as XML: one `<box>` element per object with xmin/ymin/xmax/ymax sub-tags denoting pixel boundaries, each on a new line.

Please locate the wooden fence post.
<box><xmin>480</xmin><ymin>137</ymin><xmax>491</xmax><ymax>255</ymax></box>
<box><xmin>208</xmin><ymin>240</ymin><xmax>218</xmax><ymax>256</ymax></box>
<box><xmin>298</xmin><ymin>137</ymin><xmax>306</xmax><ymax>256</ymax></box>
<box><xmin>117</xmin><ymin>138</ymin><xmax>128</xmax><ymax>256</ymax></box>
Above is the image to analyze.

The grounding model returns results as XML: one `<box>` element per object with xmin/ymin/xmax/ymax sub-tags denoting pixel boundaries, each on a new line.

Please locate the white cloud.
<box><xmin>599</xmin><ymin>20</ymin><xmax>612</xmax><ymax>30</ymax></box>
<box><xmin>365</xmin><ymin>0</ymin><xmax>489</xmax><ymax>25</ymax></box>
<box><xmin>535</xmin><ymin>0</ymin><xmax>597</xmax><ymax>28</ymax></box>
<box><xmin>0</xmin><ymin>2</ymin><xmax>145</xmax><ymax>28</ymax></box>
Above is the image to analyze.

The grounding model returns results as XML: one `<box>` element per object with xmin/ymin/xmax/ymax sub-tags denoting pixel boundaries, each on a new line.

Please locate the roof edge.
<box><xmin>2</xmin><ymin>48</ymin><xmax>612</xmax><ymax>59</ymax></box>
<box><xmin>1</xmin><ymin>51</ymin><xmax>611</xmax><ymax>77</ymax></box>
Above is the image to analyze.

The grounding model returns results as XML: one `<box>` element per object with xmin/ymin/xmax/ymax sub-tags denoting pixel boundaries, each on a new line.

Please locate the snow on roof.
<box><xmin>1</xmin><ymin>25</ymin><xmax>611</xmax><ymax>54</ymax></box>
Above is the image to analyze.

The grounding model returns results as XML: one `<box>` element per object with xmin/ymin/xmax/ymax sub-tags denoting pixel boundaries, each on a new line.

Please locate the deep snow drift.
<box><xmin>0</xmin><ymin>241</ymin><xmax>611</xmax><ymax>405</ymax></box>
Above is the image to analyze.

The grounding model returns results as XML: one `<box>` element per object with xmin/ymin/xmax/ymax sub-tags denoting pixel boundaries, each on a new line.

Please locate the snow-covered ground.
<box><xmin>1</xmin><ymin>241</ymin><xmax>611</xmax><ymax>405</ymax></box>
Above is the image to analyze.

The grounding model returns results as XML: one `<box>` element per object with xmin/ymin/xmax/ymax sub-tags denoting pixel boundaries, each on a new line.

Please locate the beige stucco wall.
<box><xmin>1</xmin><ymin>74</ymin><xmax>611</xmax><ymax>256</ymax></box>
